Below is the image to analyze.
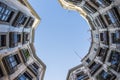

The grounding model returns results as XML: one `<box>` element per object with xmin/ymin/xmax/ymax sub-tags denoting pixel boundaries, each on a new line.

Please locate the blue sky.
<box><xmin>29</xmin><ymin>0</ymin><xmax>90</xmax><ymax>80</ymax></box>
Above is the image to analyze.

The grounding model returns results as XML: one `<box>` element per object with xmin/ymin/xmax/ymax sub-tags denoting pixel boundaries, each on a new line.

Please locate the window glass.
<box><xmin>17</xmin><ymin>72</ymin><xmax>32</xmax><ymax>80</ymax></box>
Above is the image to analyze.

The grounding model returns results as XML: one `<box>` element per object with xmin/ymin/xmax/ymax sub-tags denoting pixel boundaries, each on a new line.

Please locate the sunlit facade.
<box><xmin>59</xmin><ymin>0</ymin><xmax>120</xmax><ymax>80</ymax></box>
<box><xmin>0</xmin><ymin>0</ymin><xmax>46</xmax><ymax>80</ymax></box>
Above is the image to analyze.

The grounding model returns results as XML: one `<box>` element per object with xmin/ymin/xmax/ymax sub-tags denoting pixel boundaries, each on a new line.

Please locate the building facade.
<box><xmin>0</xmin><ymin>0</ymin><xmax>46</xmax><ymax>80</ymax></box>
<box><xmin>59</xmin><ymin>0</ymin><xmax>120</xmax><ymax>80</ymax></box>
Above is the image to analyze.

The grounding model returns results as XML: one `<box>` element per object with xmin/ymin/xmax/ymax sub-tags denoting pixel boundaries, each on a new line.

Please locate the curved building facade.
<box><xmin>0</xmin><ymin>0</ymin><xmax>46</xmax><ymax>80</ymax></box>
<box><xmin>59</xmin><ymin>0</ymin><xmax>120</xmax><ymax>80</ymax></box>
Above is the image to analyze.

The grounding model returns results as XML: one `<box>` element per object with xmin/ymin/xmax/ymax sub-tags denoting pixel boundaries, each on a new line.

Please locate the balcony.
<box><xmin>9</xmin><ymin>32</ymin><xmax>21</xmax><ymax>48</ymax></box>
<box><xmin>89</xmin><ymin>62</ymin><xmax>101</xmax><ymax>75</ymax></box>
<box><xmin>96</xmin><ymin>70</ymin><xmax>116</xmax><ymax>80</ymax></box>
<box><xmin>108</xmin><ymin>51</ymin><xmax>120</xmax><ymax>72</ymax></box>
<box><xmin>97</xmin><ymin>48</ymin><xmax>108</xmax><ymax>62</ymax></box>
<box><xmin>2</xmin><ymin>54</ymin><xmax>21</xmax><ymax>74</ymax></box>
<box><xmin>14</xmin><ymin>71</ymin><xmax>33</xmax><ymax>80</ymax></box>
<box><xmin>100</xmin><ymin>31</ymin><xmax>109</xmax><ymax>45</ymax></box>
<box><xmin>76</xmin><ymin>72</ymin><xmax>89</xmax><ymax>80</ymax></box>
<box><xmin>83</xmin><ymin>2</ymin><xmax>97</xmax><ymax>14</ymax></box>
<box><xmin>20</xmin><ymin>48</ymin><xmax>30</xmax><ymax>63</ymax></box>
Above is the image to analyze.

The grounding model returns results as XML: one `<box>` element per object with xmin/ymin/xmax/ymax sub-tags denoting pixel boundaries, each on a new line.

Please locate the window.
<box><xmin>108</xmin><ymin>51</ymin><xmax>120</xmax><ymax>72</ymax></box>
<box><xmin>17</xmin><ymin>34</ymin><xmax>21</xmax><ymax>43</ymax></box>
<box><xmin>95</xmin><ymin>15</ymin><xmax>107</xmax><ymax>28</ymax></box>
<box><xmin>111</xmin><ymin>33</ymin><xmax>116</xmax><ymax>43</ymax></box>
<box><xmin>68</xmin><ymin>0</ymin><xmax>82</xmax><ymax>5</ymax></box>
<box><xmin>108</xmin><ymin>11</ymin><xmax>116</xmax><ymax>24</ymax></box>
<box><xmin>100</xmin><ymin>31</ymin><xmax>109</xmax><ymax>45</ymax></box>
<box><xmin>96</xmin><ymin>34</ymin><xmax>99</xmax><ymax>38</ymax></box>
<box><xmin>25</xmin><ymin>17</ymin><xmax>34</xmax><ymax>27</ymax></box>
<box><xmin>9</xmin><ymin>32</ymin><xmax>22</xmax><ymax>47</ymax></box>
<box><xmin>15</xmin><ymin>72</ymin><xmax>33</xmax><ymax>80</ymax></box>
<box><xmin>91</xmin><ymin>0</ymin><xmax>101</xmax><ymax>7</ymax></box>
<box><xmin>96</xmin><ymin>70</ymin><xmax>116</xmax><ymax>80</ymax></box>
<box><xmin>112</xmin><ymin>7</ymin><xmax>120</xmax><ymax>24</ymax></box>
<box><xmin>22</xmin><ymin>32</ymin><xmax>29</xmax><ymax>44</ymax></box>
<box><xmin>76</xmin><ymin>72</ymin><xmax>89</xmax><ymax>80</ymax></box>
<box><xmin>98</xmin><ymin>15</ymin><xmax>107</xmax><ymax>28</ymax></box>
<box><xmin>111</xmin><ymin>31</ymin><xmax>120</xmax><ymax>44</ymax></box>
<box><xmin>89</xmin><ymin>62</ymin><xmax>101</xmax><ymax>75</ymax></box>
<box><xmin>100</xmin><ymin>33</ymin><xmax>104</xmax><ymax>41</ymax></box>
<box><xmin>109</xmin><ymin>7</ymin><xmax>120</xmax><ymax>27</ymax></box>
<box><xmin>7</xmin><ymin>55</ymin><xmax>19</xmax><ymax>69</ymax></box>
<box><xmin>83</xmin><ymin>2</ymin><xmax>97</xmax><ymax>14</ymax></box>
<box><xmin>0</xmin><ymin>2</ymin><xmax>14</xmax><ymax>22</ymax></box>
<box><xmin>94</xmin><ymin>48</ymin><xmax>97</xmax><ymax>51</ymax></box>
<box><xmin>91</xmin><ymin>0</ymin><xmax>112</xmax><ymax>7</ymax></box>
<box><xmin>2</xmin><ymin>54</ymin><xmax>21</xmax><ymax>74</ymax></box>
<box><xmin>105</xmin><ymin>14</ymin><xmax>112</xmax><ymax>25</ymax></box>
<box><xmin>104</xmin><ymin>9</ymin><xmax>119</xmax><ymax>26</ymax></box>
<box><xmin>95</xmin><ymin>18</ymin><xmax>100</xmax><ymax>27</ymax></box>
<box><xmin>20</xmin><ymin>48</ymin><xmax>30</xmax><ymax>62</ymax></box>
<box><xmin>28</xmin><ymin>63</ymin><xmax>39</xmax><ymax>76</ymax></box>
<box><xmin>0</xmin><ymin>35</ymin><xmax>6</xmax><ymax>47</ymax></box>
<box><xmin>97</xmin><ymin>48</ymin><xmax>108</xmax><ymax>62</ymax></box>
<box><xmin>86</xmin><ymin>58</ymin><xmax>91</xmax><ymax>63</ymax></box>
<box><xmin>105</xmin><ymin>0</ymin><xmax>114</xmax><ymax>4</ymax></box>
<box><xmin>12</xmin><ymin>11</ymin><xmax>27</xmax><ymax>27</ymax></box>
